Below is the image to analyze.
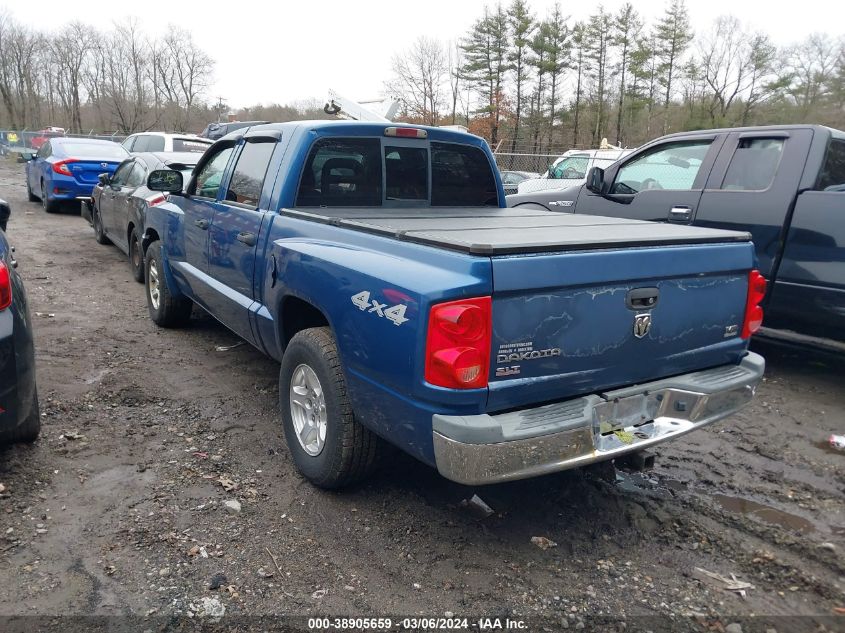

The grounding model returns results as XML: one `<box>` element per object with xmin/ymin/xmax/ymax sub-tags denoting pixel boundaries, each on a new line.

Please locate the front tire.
<box><xmin>129</xmin><ymin>227</ymin><xmax>144</xmax><ymax>283</ymax></box>
<box><xmin>92</xmin><ymin>205</ymin><xmax>110</xmax><ymax>245</ymax></box>
<box><xmin>26</xmin><ymin>178</ymin><xmax>38</xmax><ymax>202</ymax></box>
<box><xmin>279</xmin><ymin>327</ymin><xmax>381</xmax><ymax>489</ymax></box>
<box><xmin>144</xmin><ymin>241</ymin><xmax>192</xmax><ymax>327</ymax></box>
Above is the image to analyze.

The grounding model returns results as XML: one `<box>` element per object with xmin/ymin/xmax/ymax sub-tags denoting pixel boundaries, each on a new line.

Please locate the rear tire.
<box><xmin>92</xmin><ymin>205</ymin><xmax>110</xmax><ymax>245</ymax></box>
<box><xmin>1</xmin><ymin>391</ymin><xmax>41</xmax><ymax>444</ymax></box>
<box><xmin>129</xmin><ymin>227</ymin><xmax>144</xmax><ymax>283</ymax></box>
<box><xmin>144</xmin><ymin>241</ymin><xmax>192</xmax><ymax>327</ymax></box>
<box><xmin>279</xmin><ymin>327</ymin><xmax>381</xmax><ymax>489</ymax></box>
<box><xmin>41</xmin><ymin>183</ymin><xmax>58</xmax><ymax>213</ymax></box>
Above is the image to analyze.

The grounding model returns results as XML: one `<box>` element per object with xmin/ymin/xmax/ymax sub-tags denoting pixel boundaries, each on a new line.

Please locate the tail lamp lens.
<box><xmin>425</xmin><ymin>297</ymin><xmax>491</xmax><ymax>389</ymax></box>
<box><xmin>741</xmin><ymin>269</ymin><xmax>767</xmax><ymax>339</ymax></box>
<box><xmin>52</xmin><ymin>159</ymin><xmax>76</xmax><ymax>176</ymax></box>
<box><xmin>0</xmin><ymin>261</ymin><xmax>11</xmax><ymax>311</ymax></box>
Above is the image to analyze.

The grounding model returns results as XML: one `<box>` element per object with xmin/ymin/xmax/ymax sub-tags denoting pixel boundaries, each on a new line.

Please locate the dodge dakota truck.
<box><xmin>141</xmin><ymin>121</ymin><xmax>765</xmax><ymax>488</ymax></box>
<box><xmin>508</xmin><ymin>124</ymin><xmax>845</xmax><ymax>345</ymax></box>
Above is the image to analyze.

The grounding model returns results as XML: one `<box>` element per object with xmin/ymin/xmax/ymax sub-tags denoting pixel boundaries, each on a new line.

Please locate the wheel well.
<box><xmin>513</xmin><ymin>202</ymin><xmax>551</xmax><ymax>212</ymax></box>
<box><xmin>127</xmin><ymin>222</ymin><xmax>135</xmax><ymax>245</ymax></box>
<box><xmin>280</xmin><ymin>296</ymin><xmax>329</xmax><ymax>349</ymax></box>
<box><xmin>142</xmin><ymin>229</ymin><xmax>159</xmax><ymax>254</ymax></box>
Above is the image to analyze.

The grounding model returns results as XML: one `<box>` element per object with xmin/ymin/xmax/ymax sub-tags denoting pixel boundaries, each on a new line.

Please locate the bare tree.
<box><xmin>50</xmin><ymin>22</ymin><xmax>92</xmax><ymax>132</ymax></box>
<box><xmin>785</xmin><ymin>33</ymin><xmax>838</xmax><ymax>115</ymax></box>
<box><xmin>387</xmin><ymin>36</ymin><xmax>448</xmax><ymax>125</ymax></box>
<box><xmin>447</xmin><ymin>41</ymin><xmax>464</xmax><ymax>125</ymax></box>
<box><xmin>162</xmin><ymin>26</ymin><xmax>214</xmax><ymax>131</ymax></box>
<box><xmin>97</xmin><ymin>19</ymin><xmax>153</xmax><ymax>133</ymax></box>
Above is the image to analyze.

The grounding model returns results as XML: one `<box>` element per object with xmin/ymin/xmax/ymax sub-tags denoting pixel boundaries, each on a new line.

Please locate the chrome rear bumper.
<box><xmin>432</xmin><ymin>352</ymin><xmax>764</xmax><ymax>485</ymax></box>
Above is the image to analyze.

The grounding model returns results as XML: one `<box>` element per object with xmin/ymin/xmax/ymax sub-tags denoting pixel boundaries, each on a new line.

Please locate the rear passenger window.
<box><xmin>721</xmin><ymin>138</ymin><xmax>784</xmax><ymax>191</ymax></box>
<box><xmin>612</xmin><ymin>141</ymin><xmax>711</xmax><ymax>193</ymax></box>
<box><xmin>132</xmin><ymin>136</ymin><xmax>150</xmax><ymax>152</ymax></box>
<box><xmin>431</xmin><ymin>143</ymin><xmax>498</xmax><ymax>206</ymax></box>
<box><xmin>817</xmin><ymin>140</ymin><xmax>845</xmax><ymax>191</ymax></box>
<box><xmin>224</xmin><ymin>141</ymin><xmax>276</xmax><ymax>207</ymax></box>
<box><xmin>146</xmin><ymin>135</ymin><xmax>165</xmax><ymax>152</ymax></box>
<box><xmin>296</xmin><ymin>138</ymin><xmax>382</xmax><ymax>207</ymax></box>
<box><xmin>126</xmin><ymin>162</ymin><xmax>146</xmax><ymax>188</ymax></box>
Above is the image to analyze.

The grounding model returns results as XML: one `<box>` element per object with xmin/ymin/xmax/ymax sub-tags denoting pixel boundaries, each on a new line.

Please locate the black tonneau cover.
<box><xmin>282</xmin><ymin>207</ymin><xmax>751</xmax><ymax>255</ymax></box>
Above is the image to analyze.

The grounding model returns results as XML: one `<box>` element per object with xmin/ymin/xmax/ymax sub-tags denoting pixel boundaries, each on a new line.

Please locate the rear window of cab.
<box><xmin>295</xmin><ymin>137</ymin><xmax>498</xmax><ymax>207</ymax></box>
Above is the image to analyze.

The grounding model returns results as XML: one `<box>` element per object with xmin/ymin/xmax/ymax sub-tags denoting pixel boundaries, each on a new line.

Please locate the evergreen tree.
<box><xmin>461</xmin><ymin>4</ymin><xmax>511</xmax><ymax>146</ymax></box>
<box><xmin>585</xmin><ymin>7</ymin><xmax>612</xmax><ymax>145</ymax></box>
<box><xmin>570</xmin><ymin>22</ymin><xmax>588</xmax><ymax>146</ymax></box>
<box><xmin>654</xmin><ymin>0</ymin><xmax>693</xmax><ymax>133</ymax></box>
<box><xmin>543</xmin><ymin>3</ymin><xmax>570</xmax><ymax>149</ymax></box>
<box><xmin>612</xmin><ymin>3</ymin><xmax>642</xmax><ymax>146</ymax></box>
<box><xmin>506</xmin><ymin>0</ymin><xmax>536</xmax><ymax>151</ymax></box>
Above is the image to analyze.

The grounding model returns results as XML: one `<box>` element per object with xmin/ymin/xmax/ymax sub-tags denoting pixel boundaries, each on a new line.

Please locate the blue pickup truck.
<box><xmin>141</xmin><ymin>121</ymin><xmax>766</xmax><ymax>488</ymax></box>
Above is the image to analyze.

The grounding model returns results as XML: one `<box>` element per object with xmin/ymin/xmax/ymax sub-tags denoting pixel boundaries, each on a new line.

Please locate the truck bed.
<box><xmin>281</xmin><ymin>207</ymin><xmax>750</xmax><ymax>255</ymax></box>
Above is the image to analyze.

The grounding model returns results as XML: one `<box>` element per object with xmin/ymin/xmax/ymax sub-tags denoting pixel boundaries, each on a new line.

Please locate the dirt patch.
<box><xmin>0</xmin><ymin>159</ymin><xmax>843</xmax><ymax>629</ymax></box>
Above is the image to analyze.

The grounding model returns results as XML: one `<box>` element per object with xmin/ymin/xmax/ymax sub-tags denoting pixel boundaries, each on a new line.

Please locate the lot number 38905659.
<box><xmin>351</xmin><ymin>291</ymin><xmax>409</xmax><ymax>326</ymax></box>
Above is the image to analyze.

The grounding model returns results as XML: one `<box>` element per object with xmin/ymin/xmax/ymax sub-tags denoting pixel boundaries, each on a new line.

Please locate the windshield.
<box><xmin>551</xmin><ymin>156</ymin><xmax>590</xmax><ymax>179</ymax></box>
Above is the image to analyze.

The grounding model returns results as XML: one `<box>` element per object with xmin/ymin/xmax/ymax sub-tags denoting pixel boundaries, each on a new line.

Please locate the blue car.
<box><xmin>0</xmin><ymin>215</ymin><xmax>39</xmax><ymax>445</ymax></box>
<box><xmin>25</xmin><ymin>137</ymin><xmax>128</xmax><ymax>212</ymax></box>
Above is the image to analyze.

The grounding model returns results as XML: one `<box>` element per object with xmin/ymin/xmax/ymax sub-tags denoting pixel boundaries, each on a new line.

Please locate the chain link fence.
<box><xmin>492</xmin><ymin>152</ymin><xmax>560</xmax><ymax>175</ymax></box>
<box><xmin>0</xmin><ymin>129</ymin><xmax>127</xmax><ymax>160</ymax></box>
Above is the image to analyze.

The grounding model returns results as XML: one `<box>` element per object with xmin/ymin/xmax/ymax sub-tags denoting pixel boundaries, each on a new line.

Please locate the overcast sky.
<box><xmin>8</xmin><ymin>0</ymin><xmax>844</xmax><ymax>108</ymax></box>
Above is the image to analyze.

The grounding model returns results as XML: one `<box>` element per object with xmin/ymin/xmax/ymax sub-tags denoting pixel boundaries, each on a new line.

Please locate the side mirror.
<box><xmin>586</xmin><ymin>166</ymin><xmax>606</xmax><ymax>194</ymax></box>
<box><xmin>97</xmin><ymin>173</ymin><xmax>110</xmax><ymax>186</ymax></box>
<box><xmin>147</xmin><ymin>169</ymin><xmax>184</xmax><ymax>194</ymax></box>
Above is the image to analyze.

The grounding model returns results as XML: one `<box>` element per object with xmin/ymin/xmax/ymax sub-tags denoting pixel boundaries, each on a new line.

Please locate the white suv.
<box><xmin>516</xmin><ymin>146</ymin><xmax>634</xmax><ymax>194</ymax></box>
<box><xmin>121</xmin><ymin>132</ymin><xmax>212</xmax><ymax>155</ymax></box>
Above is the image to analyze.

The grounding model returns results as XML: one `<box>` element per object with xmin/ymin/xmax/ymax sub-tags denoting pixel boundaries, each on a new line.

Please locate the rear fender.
<box><xmin>259</xmin><ymin>216</ymin><xmax>492</xmax><ymax>463</ymax></box>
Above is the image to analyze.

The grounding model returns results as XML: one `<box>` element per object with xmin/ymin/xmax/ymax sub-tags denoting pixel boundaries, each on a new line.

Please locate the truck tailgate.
<box><xmin>488</xmin><ymin>239</ymin><xmax>755</xmax><ymax>412</ymax></box>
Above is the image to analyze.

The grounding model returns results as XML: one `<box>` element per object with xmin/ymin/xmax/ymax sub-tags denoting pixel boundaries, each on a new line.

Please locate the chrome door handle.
<box><xmin>668</xmin><ymin>206</ymin><xmax>693</xmax><ymax>222</ymax></box>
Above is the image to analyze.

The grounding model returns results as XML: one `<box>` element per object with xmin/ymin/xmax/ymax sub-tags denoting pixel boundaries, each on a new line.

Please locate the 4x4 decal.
<box><xmin>351</xmin><ymin>291</ymin><xmax>409</xmax><ymax>326</ymax></box>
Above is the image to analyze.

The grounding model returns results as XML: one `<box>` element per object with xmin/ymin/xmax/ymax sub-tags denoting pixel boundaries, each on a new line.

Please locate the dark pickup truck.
<box><xmin>508</xmin><ymin>125</ymin><xmax>845</xmax><ymax>344</ymax></box>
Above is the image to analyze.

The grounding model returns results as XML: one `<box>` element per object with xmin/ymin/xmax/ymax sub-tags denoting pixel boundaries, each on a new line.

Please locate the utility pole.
<box><xmin>215</xmin><ymin>97</ymin><xmax>227</xmax><ymax>123</ymax></box>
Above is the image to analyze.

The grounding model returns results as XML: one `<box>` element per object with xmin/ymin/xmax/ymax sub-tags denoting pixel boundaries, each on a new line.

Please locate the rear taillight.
<box><xmin>52</xmin><ymin>159</ymin><xmax>76</xmax><ymax>176</ymax></box>
<box><xmin>147</xmin><ymin>194</ymin><xmax>167</xmax><ymax>207</ymax></box>
<box><xmin>425</xmin><ymin>296</ymin><xmax>491</xmax><ymax>389</ymax></box>
<box><xmin>741</xmin><ymin>269</ymin><xmax>767</xmax><ymax>339</ymax></box>
<box><xmin>0</xmin><ymin>261</ymin><xmax>12</xmax><ymax>311</ymax></box>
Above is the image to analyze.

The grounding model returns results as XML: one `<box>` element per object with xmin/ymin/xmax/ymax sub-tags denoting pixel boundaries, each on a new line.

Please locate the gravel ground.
<box><xmin>0</xmin><ymin>158</ymin><xmax>843</xmax><ymax>632</ymax></box>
